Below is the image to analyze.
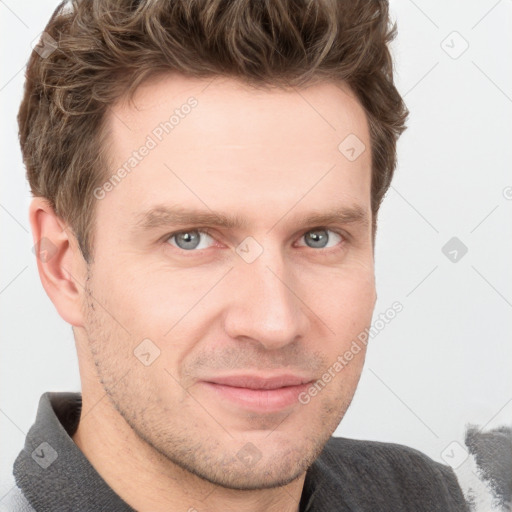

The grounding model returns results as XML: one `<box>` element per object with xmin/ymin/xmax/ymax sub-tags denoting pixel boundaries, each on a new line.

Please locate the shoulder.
<box><xmin>304</xmin><ymin>436</ymin><xmax>470</xmax><ymax>511</ymax></box>
<box><xmin>321</xmin><ymin>435</ymin><xmax>453</xmax><ymax>478</ymax></box>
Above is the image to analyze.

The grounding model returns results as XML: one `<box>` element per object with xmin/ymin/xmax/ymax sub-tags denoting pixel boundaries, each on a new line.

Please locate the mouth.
<box><xmin>199</xmin><ymin>374</ymin><xmax>314</xmax><ymax>413</ymax></box>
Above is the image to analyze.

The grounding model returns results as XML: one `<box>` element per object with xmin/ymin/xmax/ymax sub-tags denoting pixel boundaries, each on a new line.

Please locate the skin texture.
<box><xmin>30</xmin><ymin>73</ymin><xmax>376</xmax><ymax>512</ymax></box>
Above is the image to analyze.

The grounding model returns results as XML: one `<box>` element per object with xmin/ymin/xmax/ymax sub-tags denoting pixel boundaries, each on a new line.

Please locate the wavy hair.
<box><xmin>18</xmin><ymin>0</ymin><xmax>408</xmax><ymax>263</ymax></box>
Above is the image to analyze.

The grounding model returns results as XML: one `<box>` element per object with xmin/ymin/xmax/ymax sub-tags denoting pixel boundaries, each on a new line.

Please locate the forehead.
<box><xmin>100</xmin><ymin>73</ymin><xmax>371</xmax><ymax>229</ymax></box>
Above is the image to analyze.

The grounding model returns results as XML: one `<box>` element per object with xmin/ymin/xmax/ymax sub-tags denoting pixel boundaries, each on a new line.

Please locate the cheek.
<box><xmin>311</xmin><ymin>266</ymin><xmax>376</xmax><ymax>327</ymax></box>
<box><xmin>91</xmin><ymin>266</ymin><xmax>220</xmax><ymax>378</ymax></box>
<box><xmin>312</xmin><ymin>270</ymin><xmax>375</xmax><ymax>370</ymax></box>
<box><xmin>90</xmin><ymin>257</ymin><xmax>180</xmax><ymax>328</ymax></box>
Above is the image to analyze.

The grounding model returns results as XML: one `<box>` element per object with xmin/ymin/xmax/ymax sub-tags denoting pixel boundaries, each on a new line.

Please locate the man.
<box><xmin>7</xmin><ymin>0</ymin><xmax>469</xmax><ymax>510</ymax></box>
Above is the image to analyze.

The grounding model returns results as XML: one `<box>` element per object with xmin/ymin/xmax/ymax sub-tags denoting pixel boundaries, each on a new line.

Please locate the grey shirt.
<box><xmin>4</xmin><ymin>391</ymin><xmax>469</xmax><ymax>511</ymax></box>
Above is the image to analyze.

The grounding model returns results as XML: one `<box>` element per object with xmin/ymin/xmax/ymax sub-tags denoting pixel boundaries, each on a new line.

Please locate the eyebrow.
<box><xmin>133</xmin><ymin>204</ymin><xmax>370</xmax><ymax>233</ymax></box>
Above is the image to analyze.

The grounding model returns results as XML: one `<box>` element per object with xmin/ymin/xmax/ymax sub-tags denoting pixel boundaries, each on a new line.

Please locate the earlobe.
<box><xmin>29</xmin><ymin>197</ymin><xmax>86</xmax><ymax>327</ymax></box>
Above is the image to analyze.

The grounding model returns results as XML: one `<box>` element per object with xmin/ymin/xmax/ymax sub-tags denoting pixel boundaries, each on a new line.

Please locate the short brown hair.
<box><xmin>18</xmin><ymin>0</ymin><xmax>408</xmax><ymax>264</ymax></box>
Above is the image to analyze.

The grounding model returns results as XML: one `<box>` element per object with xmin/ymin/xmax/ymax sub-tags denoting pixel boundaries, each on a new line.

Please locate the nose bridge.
<box><xmin>223</xmin><ymin>239</ymin><xmax>308</xmax><ymax>349</ymax></box>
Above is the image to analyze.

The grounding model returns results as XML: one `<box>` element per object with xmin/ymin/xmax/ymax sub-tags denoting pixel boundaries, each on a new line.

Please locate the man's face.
<box><xmin>80</xmin><ymin>74</ymin><xmax>376</xmax><ymax>490</ymax></box>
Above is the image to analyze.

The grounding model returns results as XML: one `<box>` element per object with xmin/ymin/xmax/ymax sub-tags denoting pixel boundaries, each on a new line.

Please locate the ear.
<box><xmin>29</xmin><ymin>197</ymin><xmax>87</xmax><ymax>327</ymax></box>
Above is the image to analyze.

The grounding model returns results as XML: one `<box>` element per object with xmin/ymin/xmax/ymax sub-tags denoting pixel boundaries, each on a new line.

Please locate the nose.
<box><xmin>222</xmin><ymin>244</ymin><xmax>311</xmax><ymax>351</ymax></box>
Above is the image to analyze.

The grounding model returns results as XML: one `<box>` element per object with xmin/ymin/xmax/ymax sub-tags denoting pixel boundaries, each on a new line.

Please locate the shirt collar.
<box><xmin>13</xmin><ymin>392</ymin><xmax>136</xmax><ymax>512</ymax></box>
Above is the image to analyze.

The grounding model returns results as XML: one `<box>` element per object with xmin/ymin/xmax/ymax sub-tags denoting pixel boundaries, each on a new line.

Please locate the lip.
<box><xmin>200</xmin><ymin>373</ymin><xmax>314</xmax><ymax>413</ymax></box>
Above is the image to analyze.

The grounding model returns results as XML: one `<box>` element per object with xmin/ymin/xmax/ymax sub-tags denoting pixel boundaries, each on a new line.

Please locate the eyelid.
<box><xmin>162</xmin><ymin>226</ymin><xmax>348</xmax><ymax>253</ymax></box>
<box><xmin>161</xmin><ymin>227</ymin><xmax>216</xmax><ymax>248</ymax></box>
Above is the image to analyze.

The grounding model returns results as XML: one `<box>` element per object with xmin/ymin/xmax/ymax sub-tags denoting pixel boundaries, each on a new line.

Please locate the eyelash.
<box><xmin>161</xmin><ymin>227</ymin><xmax>347</xmax><ymax>255</ymax></box>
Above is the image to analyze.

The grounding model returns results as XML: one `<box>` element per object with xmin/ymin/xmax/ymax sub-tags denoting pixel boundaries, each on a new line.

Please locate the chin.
<box><xmin>193</xmin><ymin>455</ymin><xmax>308</xmax><ymax>491</ymax></box>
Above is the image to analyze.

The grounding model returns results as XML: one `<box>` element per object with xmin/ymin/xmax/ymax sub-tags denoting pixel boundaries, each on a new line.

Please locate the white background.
<box><xmin>1</xmin><ymin>0</ymin><xmax>511</xmax><ymax>504</ymax></box>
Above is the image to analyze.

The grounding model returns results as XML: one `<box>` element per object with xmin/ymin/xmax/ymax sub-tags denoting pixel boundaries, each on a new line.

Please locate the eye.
<box><xmin>296</xmin><ymin>228</ymin><xmax>344</xmax><ymax>250</ymax></box>
<box><xmin>165</xmin><ymin>229</ymin><xmax>215</xmax><ymax>251</ymax></box>
<box><xmin>163</xmin><ymin>227</ymin><xmax>345</xmax><ymax>253</ymax></box>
